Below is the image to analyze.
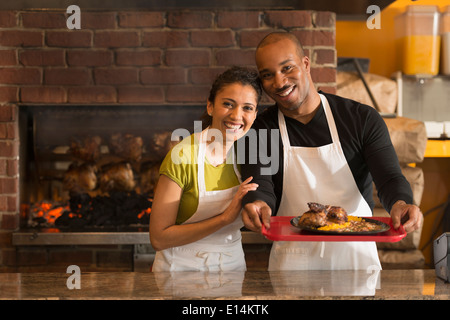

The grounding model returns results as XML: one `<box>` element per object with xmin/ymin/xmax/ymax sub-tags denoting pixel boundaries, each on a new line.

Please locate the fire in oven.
<box><xmin>19</xmin><ymin>105</ymin><xmax>204</xmax><ymax>230</ymax></box>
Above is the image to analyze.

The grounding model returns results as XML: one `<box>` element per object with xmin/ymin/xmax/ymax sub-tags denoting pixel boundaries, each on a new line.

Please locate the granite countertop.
<box><xmin>0</xmin><ymin>269</ymin><xmax>448</xmax><ymax>300</ymax></box>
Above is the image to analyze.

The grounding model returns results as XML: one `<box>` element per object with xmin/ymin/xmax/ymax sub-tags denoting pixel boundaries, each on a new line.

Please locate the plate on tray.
<box><xmin>290</xmin><ymin>216</ymin><xmax>390</xmax><ymax>235</ymax></box>
<box><xmin>262</xmin><ymin>216</ymin><xmax>406</xmax><ymax>242</ymax></box>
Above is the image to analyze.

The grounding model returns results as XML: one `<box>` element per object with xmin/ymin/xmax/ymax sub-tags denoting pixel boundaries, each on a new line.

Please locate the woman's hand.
<box><xmin>221</xmin><ymin>176</ymin><xmax>258</xmax><ymax>225</ymax></box>
<box><xmin>150</xmin><ymin>175</ymin><xmax>258</xmax><ymax>251</ymax></box>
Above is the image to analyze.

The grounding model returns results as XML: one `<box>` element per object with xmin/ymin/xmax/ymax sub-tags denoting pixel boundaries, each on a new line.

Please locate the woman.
<box><xmin>150</xmin><ymin>66</ymin><xmax>262</xmax><ymax>272</ymax></box>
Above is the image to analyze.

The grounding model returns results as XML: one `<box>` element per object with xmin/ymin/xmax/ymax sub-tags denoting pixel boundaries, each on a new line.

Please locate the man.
<box><xmin>240</xmin><ymin>31</ymin><xmax>423</xmax><ymax>270</ymax></box>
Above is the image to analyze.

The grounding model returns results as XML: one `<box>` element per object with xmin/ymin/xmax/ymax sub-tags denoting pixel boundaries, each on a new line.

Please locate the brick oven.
<box><xmin>0</xmin><ymin>8</ymin><xmax>336</xmax><ymax>272</ymax></box>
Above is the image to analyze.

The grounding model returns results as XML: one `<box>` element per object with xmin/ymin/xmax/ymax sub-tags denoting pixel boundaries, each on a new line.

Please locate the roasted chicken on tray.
<box><xmin>296</xmin><ymin>202</ymin><xmax>386</xmax><ymax>233</ymax></box>
<box><xmin>327</xmin><ymin>206</ymin><xmax>348</xmax><ymax>224</ymax></box>
<box><xmin>297</xmin><ymin>202</ymin><xmax>348</xmax><ymax>228</ymax></box>
<box><xmin>297</xmin><ymin>202</ymin><xmax>330</xmax><ymax>228</ymax></box>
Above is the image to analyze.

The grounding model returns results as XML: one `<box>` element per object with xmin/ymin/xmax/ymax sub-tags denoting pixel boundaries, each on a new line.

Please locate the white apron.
<box><xmin>152</xmin><ymin>129</ymin><xmax>246</xmax><ymax>272</ymax></box>
<box><xmin>268</xmin><ymin>94</ymin><xmax>381</xmax><ymax>270</ymax></box>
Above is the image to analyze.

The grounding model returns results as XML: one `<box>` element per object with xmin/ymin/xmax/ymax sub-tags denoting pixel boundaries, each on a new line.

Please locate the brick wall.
<box><xmin>0</xmin><ymin>9</ymin><xmax>336</xmax><ymax>271</ymax></box>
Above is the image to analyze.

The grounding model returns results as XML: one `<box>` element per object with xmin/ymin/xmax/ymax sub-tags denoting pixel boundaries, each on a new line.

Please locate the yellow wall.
<box><xmin>337</xmin><ymin>0</ymin><xmax>450</xmax><ymax>267</ymax></box>
<box><xmin>336</xmin><ymin>0</ymin><xmax>450</xmax><ymax>77</ymax></box>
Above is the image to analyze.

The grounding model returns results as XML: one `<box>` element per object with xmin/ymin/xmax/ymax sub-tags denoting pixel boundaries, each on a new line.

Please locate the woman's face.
<box><xmin>207</xmin><ymin>82</ymin><xmax>258</xmax><ymax>142</ymax></box>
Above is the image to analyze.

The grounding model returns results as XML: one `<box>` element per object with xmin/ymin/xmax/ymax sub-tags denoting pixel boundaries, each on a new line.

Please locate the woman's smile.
<box><xmin>223</xmin><ymin>121</ymin><xmax>244</xmax><ymax>132</ymax></box>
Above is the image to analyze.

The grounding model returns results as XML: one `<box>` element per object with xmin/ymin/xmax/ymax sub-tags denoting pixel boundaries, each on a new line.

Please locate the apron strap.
<box><xmin>198</xmin><ymin>129</ymin><xmax>242</xmax><ymax>194</ymax></box>
<box><xmin>277</xmin><ymin>93</ymin><xmax>340</xmax><ymax>147</ymax></box>
<box><xmin>230</xmin><ymin>144</ymin><xmax>242</xmax><ymax>183</ymax></box>
<box><xmin>197</xmin><ymin>131</ymin><xmax>207</xmax><ymax>194</ymax></box>
<box><xmin>319</xmin><ymin>93</ymin><xmax>340</xmax><ymax>145</ymax></box>
<box><xmin>277</xmin><ymin>109</ymin><xmax>291</xmax><ymax>148</ymax></box>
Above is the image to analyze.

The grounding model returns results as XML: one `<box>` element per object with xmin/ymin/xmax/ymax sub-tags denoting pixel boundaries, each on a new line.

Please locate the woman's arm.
<box><xmin>149</xmin><ymin>175</ymin><xmax>257</xmax><ymax>251</ymax></box>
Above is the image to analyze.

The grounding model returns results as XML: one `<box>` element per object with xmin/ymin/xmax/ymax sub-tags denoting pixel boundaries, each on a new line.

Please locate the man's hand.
<box><xmin>242</xmin><ymin>200</ymin><xmax>272</xmax><ymax>233</ymax></box>
<box><xmin>390</xmin><ymin>200</ymin><xmax>423</xmax><ymax>233</ymax></box>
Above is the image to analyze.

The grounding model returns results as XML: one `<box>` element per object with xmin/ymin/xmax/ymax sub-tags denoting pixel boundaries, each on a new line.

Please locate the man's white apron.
<box><xmin>268</xmin><ymin>94</ymin><xmax>381</xmax><ymax>270</ymax></box>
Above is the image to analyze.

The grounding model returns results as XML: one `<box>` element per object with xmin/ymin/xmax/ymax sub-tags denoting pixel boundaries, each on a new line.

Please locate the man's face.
<box><xmin>255</xmin><ymin>38</ymin><xmax>311</xmax><ymax>112</ymax></box>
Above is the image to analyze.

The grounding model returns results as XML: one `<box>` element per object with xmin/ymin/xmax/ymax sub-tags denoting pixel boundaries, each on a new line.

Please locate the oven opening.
<box><xmin>19</xmin><ymin>105</ymin><xmax>204</xmax><ymax>230</ymax></box>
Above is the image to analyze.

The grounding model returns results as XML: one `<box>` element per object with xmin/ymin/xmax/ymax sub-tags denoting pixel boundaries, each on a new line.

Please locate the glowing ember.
<box><xmin>26</xmin><ymin>192</ymin><xmax>152</xmax><ymax>228</ymax></box>
<box><xmin>138</xmin><ymin>207</ymin><xmax>151</xmax><ymax>219</ymax></box>
<box><xmin>28</xmin><ymin>201</ymin><xmax>70</xmax><ymax>227</ymax></box>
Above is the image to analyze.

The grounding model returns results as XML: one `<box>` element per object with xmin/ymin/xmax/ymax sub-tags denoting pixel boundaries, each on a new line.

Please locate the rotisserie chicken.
<box><xmin>148</xmin><ymin>131</ymin><xmax>180</xmax><ymax>161</ymax></box>
<box><xmin>109</xmin><ymin>133</ymin><xmax>143</xmax><ymax>163</ymax></box>
<box><xmin>63</xmin><ymin>162</ymin><xmax>98</xmax><ymax>193</ymax></box>
<box><xmin>98</xmin><ymin>162</ymin><xmax>136</xmax><ymax>193</ymax></box>
<box><xmin>69</xmin><ymin>135</ymin><xmax>102</xmax><ymax>162</ymax></box>
<box><xmin>139</xmin><ymin>162</ymin><xmax>161</xmax><ymax>195</ymax></box>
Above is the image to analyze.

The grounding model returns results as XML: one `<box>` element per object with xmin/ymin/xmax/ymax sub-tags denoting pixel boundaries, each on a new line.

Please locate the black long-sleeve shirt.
<box><xmin>239</xmin><ymin>92</ymin><xmax>413</xmax><ymax>215</ymax></box>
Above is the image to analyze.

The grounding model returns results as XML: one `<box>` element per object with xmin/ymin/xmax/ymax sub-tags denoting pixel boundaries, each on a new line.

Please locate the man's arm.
<box><xmin>239</xmin><ymin>109</ymin><xmax>280</xmax><ymax>231</ymax></box>
<box><xmin>363</xmin><ymin>107</ymin><xmax>422</xmax><ymax>232</ymax></box>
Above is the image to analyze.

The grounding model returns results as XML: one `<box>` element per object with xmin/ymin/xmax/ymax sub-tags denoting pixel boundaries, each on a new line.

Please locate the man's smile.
<box><xmin>276</xmin><ymin>85</ymin><xmax>295</xmax><ymax>97</ymax></box>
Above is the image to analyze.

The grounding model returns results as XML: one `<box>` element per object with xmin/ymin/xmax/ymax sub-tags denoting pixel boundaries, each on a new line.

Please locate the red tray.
<box><xmin>262</xmin><ymin>216</ymin><xmax>406</xmax><ymax>242</ymax></box>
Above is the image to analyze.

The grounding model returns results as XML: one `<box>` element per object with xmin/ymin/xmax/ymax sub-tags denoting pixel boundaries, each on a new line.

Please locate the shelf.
<box><xmin>12</xmin><ymin>229</ymin><xmax>271</xmax><ymax>246</ymax></box>
<box><xmin>424</xmin><ymin>140</ymin><xmax>450</xmax><ymax>158</ymax></box>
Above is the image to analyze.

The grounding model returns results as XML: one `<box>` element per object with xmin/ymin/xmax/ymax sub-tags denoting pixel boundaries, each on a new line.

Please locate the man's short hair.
<box><xmin>256</xmin><ymin>31</ymin><xmax>305</xmax><ymax>58</ymax></box>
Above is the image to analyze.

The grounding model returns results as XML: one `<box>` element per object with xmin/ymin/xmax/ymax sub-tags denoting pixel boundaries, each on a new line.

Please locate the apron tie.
<box><xmin>196</xmin><ymin>251</ymin><xmax>233</xmax><ymax>271</ymax></box>
<box><xmin>196</xmin><ymin>251</ymin><xmax>211</xmax><ymax>267</ymax></box>
<box><xmin>320</xmin><ymin>241</ymin><xmax>325</xmax><ymax>259</ymax></box>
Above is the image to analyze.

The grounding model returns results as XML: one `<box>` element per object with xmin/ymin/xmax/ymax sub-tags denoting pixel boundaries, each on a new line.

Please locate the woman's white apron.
<box><xmin>152</xmin><ymin>129</ymin><xmax>246</xmax><ymax>272</ymax></box>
